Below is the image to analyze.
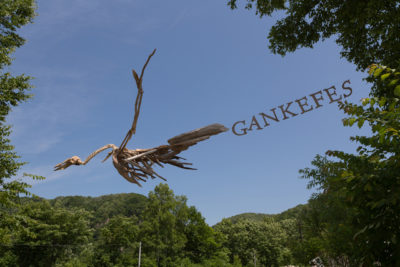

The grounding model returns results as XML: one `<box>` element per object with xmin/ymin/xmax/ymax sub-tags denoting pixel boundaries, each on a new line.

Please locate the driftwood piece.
<box><xmin>54</xmin><ymin>50</ymin><xmax>228</xmax><ymax>186</ymax></box>
<box><xmin>168</xmin><ymin>123</ymin><xmax>228</xmax><ymax>145</ymax></box>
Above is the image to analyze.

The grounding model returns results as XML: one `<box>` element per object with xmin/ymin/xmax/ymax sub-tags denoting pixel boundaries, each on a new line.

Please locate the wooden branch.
<box><xmin>168</xmin><ymin>123</ymin><xmax>228</xmax><ymax>144</ymax></box>
<box><xmin>118</xmin><ymin>49</ymin><xmax>157</xmax><ymax>153</ymax></box>
<box><xmin>125</xmin><ymin>149</ymin><xmax>157</xmax><ymax>161</ymax></box>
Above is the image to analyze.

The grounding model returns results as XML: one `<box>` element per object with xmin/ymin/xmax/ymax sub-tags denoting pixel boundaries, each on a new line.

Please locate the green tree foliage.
<box><xmin>94</xmin><ymin>215</ymin><xmax>139</xmax><ymax>266</ymax></box>
<box><xmin>274</xmin><ymin>204</ymin><xmax>305</xmax><ymax>221</ymax></box>
<box><xmin>139</xmin><ymin>184</ymin><xmax>188</xmax><ymax>265</ymax></box>
<box><xmin>0</xmin><ymin>1</ymin><xmax>46</xmax><ymax>263</ymax></box>
<box><xmin>331</xmin><ymin>66</ymin><xmax>400</xmax><ymax>264</ymax></box>
<box><xmin>215</xmin><ymin>205</ymin><xmax>305</xmax><ymax>226</ymax></box>
<box><xmin>183</xmin><ymin>206</ymin><xmax>222</xmax><ymax>263</ymax></box>
<box><xmin>140</xmin><ymin>183</ymin><xmax>223</xmax><ymax>266</ymax></box>
<box><xmin>0</xmin><ymin>0</ymin><xmax>39</xmax><ymax>202</ymax></box>
<box><xmin>295</xmin><ymin>66</ymin><xmax>400</xmax><ymax>265</ymax></box>
<box><xmin>1</xmin><ymin>188</ymin><xmax>315</xmax><ymax>266</ymax></box>
<box><xmin>298</xmin><ymin>156</ymin><xmax>361</xmax><ymax>265</ymax></box>
<box><xmin>223</xmin><ymin>212</ymin><xmax>274</xmax><ymax>224</ymax></box>
<box><xmin>50</xmin><ymin>193</ymin><xmax>147</xmax><ymax>227</ymax></box>
<box><xmin>227</xmin><ymin>0</ymin><xmax>400</xmax><ymax>70</ymax></box>
<box><xmin>12</xmin><ymin>200</ymin><xmax>92</xmax><ymax>267</ymax></box>
<box><xmin>214</xmin><ymin>206</ymin><xmax>307</xmax><ymax>266</ymax></box>
<box><xmin>215</xmin><ymin>218</ymin><xmax>294</xmax><ymax>266</ymax></box>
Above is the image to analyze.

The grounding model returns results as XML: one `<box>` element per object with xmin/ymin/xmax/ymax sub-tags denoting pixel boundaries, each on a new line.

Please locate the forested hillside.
<box><xmin>5</xmin><ymin>181</ymin><xmax>392</xmax><ymax>266</ymax></box>
<box><xmin>1</xmin><ymin>185</ymin><xmax>311</xmax><ymax>266</ymax></box>
<box><xmin>222</xmin><ymin>205</ymin><xmax>305</xmax><ymax>225</ymax></box>
<box><xmin>49</xmin><ymin>193</ymin><xmax>147</xmax><ymax>227</ymax></box>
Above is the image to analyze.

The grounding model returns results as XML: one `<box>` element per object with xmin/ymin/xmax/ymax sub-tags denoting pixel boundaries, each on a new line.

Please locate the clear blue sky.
<box><xmin>8</xmin><ymin>0</ymin><xmax>370</xmax><ymax>225</ymax></box>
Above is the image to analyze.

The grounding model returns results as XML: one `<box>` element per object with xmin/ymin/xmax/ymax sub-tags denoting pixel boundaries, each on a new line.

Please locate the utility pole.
<box><xmin>138</xmin><ymin>241</ymin><xmax>142</xmax><ymax>267</ymax></box>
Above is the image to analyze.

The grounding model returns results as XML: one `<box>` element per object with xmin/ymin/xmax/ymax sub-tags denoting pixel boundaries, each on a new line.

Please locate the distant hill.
<box><xmin>215</xmin><ymin>204</ymin><xmax>306</xmax><ymax>226</ymax></box>
<box><xmin>224</xmin><ymin>212</ymin><xmax>275</xmax><ymax>224</ymax></box>
<box><xmin>275</xmin><ymin>204</ymin><xmax>306</xmax><ymax>221</ymax></box>
<box><xmin>48</xmin><ymin>193</ymin><xmax>147</xmax><ymax>226</ymax></box>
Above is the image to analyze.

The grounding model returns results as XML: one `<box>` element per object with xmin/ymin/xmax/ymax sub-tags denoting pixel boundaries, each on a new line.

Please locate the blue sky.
<box><xmin>8</xmin><ymin>0</ymin><xmax>370</xmax><ymax>225</ymax></box>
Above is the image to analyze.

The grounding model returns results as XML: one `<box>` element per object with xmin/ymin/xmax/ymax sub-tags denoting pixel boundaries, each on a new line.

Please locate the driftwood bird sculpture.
<box><xmin>54</xmin><ymin>49</ymin><xmax>228</xmax><ymax>186</ymax></box>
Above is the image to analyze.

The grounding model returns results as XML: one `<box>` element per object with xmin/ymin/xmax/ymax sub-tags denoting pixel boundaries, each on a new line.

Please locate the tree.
<box><xmin>298</xmin><ymin>156</ymin><xmax>362</xmax><ymax>266</ymax></box>
<box><xmin>329</xmin><ymin>65</ymin><xmax>400</xmax><ymax>265</ymax></box>
<box><xmin>13</xmin><ymin>200</ymin><xmax>92</xmax><ymax>267</ymax></box>
<box><xmin>215</xmin><ymin>218</ymin><xmax>293</xmax><ymax>266</ymax></box>
<box><xmin>183</xmin><ymin>206</ymin><xmax>222</xmax><ymax>263</ymax></box>
<box><xmin>296</xmin><ymin>65</ymin><xmax>400</xmax><ymax>265</ymax></box>
<box><xmin>139</xmin><ymin>183</ymin><xmax>224</xmax><ymax>267</ymax></box>
<box><xmin>94</xmin><ymin>215</ymin><xmax>140</xmax><ymax>266</ymax></box>
<box><xmin>139</xmin><ymin>184</ymin><xmax>188</xmax><ymax>266</ymax></box>
<box><xmin>0</xmin><ymin>1</ymin><xmax>44</xmax><ymax>262</ymax></box>
<box><xmin>51</xmin><ymin>193</ymin><xmax>147</xmax><ymax>227</ymax></box>
<box><xmin>227</xmin><ymin>0</ymin><xmax>400</xmax><ymax>70</ymax></box>
<box><xmin>0</xmin><ymin>0</ymin><xmax>43</xmax><ymax>205</ymax></box>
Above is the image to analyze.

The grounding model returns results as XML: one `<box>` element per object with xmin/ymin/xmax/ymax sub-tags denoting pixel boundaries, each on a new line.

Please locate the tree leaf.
<box><xmin>364</xmin><ymin>183</ymin><xmax>372</xmax><ymax>191</ymax></box>
<box><xmin>381</xmin><ymin>73</ymin><xmax>391</xmax><ymax>81</ymax></box>
<box><xmin>378</xmin><ymin>98</ymin><xmax>386</xmax><ymax>107</ymax></box>
<box><xmin>394</xmin><ymin>85</ymin><xmax>400</xmax><ymax>97</ymax></box>
<box><xmin>357</xmin><ymin>119</ymin><xmax>365</xmax><ymax>128</ymax></box>
<box><xmin>373</xmin><ymin>68</ymin><xmax>383</xmax><ymax>77</ymax></box>
<box><xmin>388</xmin><ymin>79</ymin><xmax>399</xmax><ymax>87</ymax></box>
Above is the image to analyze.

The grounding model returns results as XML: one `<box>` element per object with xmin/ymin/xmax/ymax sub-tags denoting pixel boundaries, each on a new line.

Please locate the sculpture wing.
<box><xmin>120</xmin><ymin>123</ymin><xmax>228</xmax><ymax>185</ymax></box>
<box><xmin>167</xmin><ymin>123</ymin><xmax>228</xmax><ymax>146</ymax></box>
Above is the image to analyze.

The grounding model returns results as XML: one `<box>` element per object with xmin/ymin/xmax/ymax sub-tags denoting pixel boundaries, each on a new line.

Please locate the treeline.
<box><xmin>1</xmin><ymin>184</ymin><xmax>315</xmax><ymax>267</ymax></box>
<box><xmin>2</xmin><ymin>176</ymin><xmax>398</xmax><ymax>267</ymax></box>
